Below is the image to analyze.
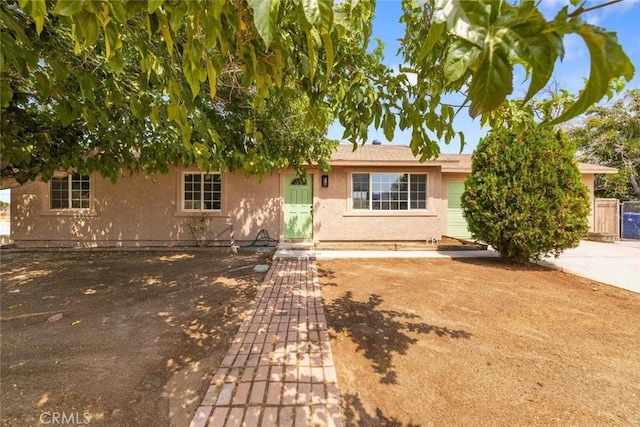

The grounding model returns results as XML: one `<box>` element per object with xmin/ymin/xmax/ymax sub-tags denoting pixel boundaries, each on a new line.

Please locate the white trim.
<box><xmin>181</xmin><ymin>171</ymin><xmax>222</xmax><ymax>213</ymax></box>
<box><xmin>48</xmin><ymin>173</ymin><xmax>92</xmax><ymax>212</ymax></box>
<box><xmin>349</xmin><ymin>172</ymin><xmax>429</xmax><ymax>212</ymax></box>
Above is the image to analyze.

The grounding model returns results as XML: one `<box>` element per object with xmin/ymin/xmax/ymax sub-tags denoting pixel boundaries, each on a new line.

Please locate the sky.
<box><xmin>1</xmin><ymin>0</ymin><xmax>638</xmax><ymax>204</ymax></box>
<box><xmin>327</xmin><ymin>0</ymin><xmax>640</xmax><ymax>152</ymax></box>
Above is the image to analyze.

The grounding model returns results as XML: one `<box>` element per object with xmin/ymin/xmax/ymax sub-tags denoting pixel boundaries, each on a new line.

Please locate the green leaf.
<box><xmin>103</xmin><ymin>22</ymin><xmax>122</xmax><ymax>60</ymax></box>
<box><xmin>78</xmin><ymin>72</ymin><xmax>96</xmax><ymax>102</ymax></box>
<box><xmin>244</xmin><ymin>119</ymin><xmax>254</xmax><ymax>134</ymax></box>
<box><xmin>130</xmin><ymin>95</ymin><xmax>143</xmax><ymax>118</ymax></box>
<box><xmin>248</xmin><ymin>0</ymin><xmax>280</xmax><ymax>48</ymax></box>
<box><xmin>206</xmin><ymin>58</ymin><xmax>217</xmax><ymax>99</ymax></box>
<box><xmin>434</xmin><ymin>0</ymin><xmax>488</xmax><ymax>47</ymax></box>
<box><xmin>149</xmin><ymin>105</ymin><xmax>160</xmax><ymax>125</ymax></box>
<box><xmin>418</xmin><ymin>21</ymin><xmax>446</xmax><ymax>62</ymax></box>
<box><xmin>306</xmin><ymin>30</ymin><xmax>317</xmax><ymax>80</ymax></box>
<box><xmin>0</xmin><ymin>78</ymin><xmax>14</xmax><ymax>107</ymax></box>
<box><xmin>0</xmin><ymin>9</ymin><xmax>32</xmax><ymax>46</ymax></box>
<box><xmin>28</xmin><ymin>0</ymin><xmax>47</xmax><ymax>35</ymax></box>
<box><xmin>444</xmin><ymin>39</ymin><xmax>481</xmax><ymax>84</ymax></box>
<box><xmin>34</xmin><ymin>72</ymin><xmax>51</xmax><ymax>97</ymax></box>
<box><xmin>77</xmin><ymin>10</ymin><xmax>100</xmax><ymax>47</ymax></box>
<box><xmin>467</xmin><ymin>44</ymin><xmax>513</xmax><ymax>117</ymax></box>
<box><xmin>83</xmin><ymin>0</ymin><xmax>101</xmax><ymax>14</ymax></box>
<box><xmin>302</xmin><ymin>0</ymin><xmax>333</xmax><ymax>30</ymax></box>
<box><xmin>458</xmin><ymin>131</ymin><xmax>465</xmax><ymax>153</ymax></box>
<box><xmin>168</xmin><ymin>79</ymin><xmax>181</xmax><ymax>101</ymax></box>
<box><xmin>108</xmin><ymin>51</ymin><xmax>124</xmax><ymax>73</ymax></box>
<box><xmin>168</xmin><ymin>1</ymin><xmax>188</xmax><ymax>32</ymax></box>
<box><xmin>147</xmin><ymin>0</ymin><xmax>163</xmax><ymax>14</ymax></box>
<box><xmin>549</xmin><ymin>24</ymin><xmax>635</xmax><ymax>126</ymax></box>
<box><xmin>167</xmin><ymin>102</ymin><xmax>179</xmax><ymax>122</ymax></box>
<box><xmin>158</xmin><ymin>14</ymin><xmax>174</xmax><ymax>56</ymax></box>
<box><xmin>503</xmin><ymin>7</ymin><xmax>557</xmax><ymax>105</ymax></box>
<box><xmin>56</xmin><ymin>100</ymin><xmax>74</xmax><ymax>126</ymax></box>
<box><xmin>110</xmin><ymin>2</ymin><xmax>128</xmax><ymax>24</ymax></box>
<box><xmin>318</xmin><ymin>0</ymin><xmax>333</xmax><ymax>31</ymax></box>
<box><xmin>383</xmin><ymin>113</ymin><xmax>396</xmax><ymax>141</ymax></box>
<box><xmin>302</xmin><ymin>0</ymin><xmax>321</xmax><ymax>25</ymax></box>
<box><xmin>321</xmin><ymin>32</ymin><xmax>334</xmax><ymax>90</ymax></box>
<box><xmin>53</xmin><ymin>0</ymin><xmax>84</xmax><ymax>16</ymax></box>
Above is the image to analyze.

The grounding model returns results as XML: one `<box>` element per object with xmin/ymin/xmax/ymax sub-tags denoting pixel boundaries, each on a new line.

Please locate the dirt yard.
<box><xmin>1</xmin><ymin>250</ymin><xmax>271</xmax><ymax>427</ymax></box>
<box><xmin>318</xmin><ymin>258</ymin><xmax>640</xmax><ymax>426</ymax></box>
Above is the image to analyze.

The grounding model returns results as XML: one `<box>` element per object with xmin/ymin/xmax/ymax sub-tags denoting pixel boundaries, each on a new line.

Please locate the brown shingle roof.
<box><xmin>330</xmin><ymin>144</ymin><xmax>457</xmax><ymax>166</ymax></box>
<box><xmin>330</xmin><ymin>144</ymin><xmax>617</xmax><ymax>174</ymax></box>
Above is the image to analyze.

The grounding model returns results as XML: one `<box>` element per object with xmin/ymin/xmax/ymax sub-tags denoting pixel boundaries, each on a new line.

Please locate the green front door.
<box><xmin>284</xmin><ymin>174</ymin><xmax>313</xmax><ymax>240</ymax></box>
<box><xmin>447</xmin><ymin>181</ymin><xmax>472</xmax><ymax>239</ymax></box>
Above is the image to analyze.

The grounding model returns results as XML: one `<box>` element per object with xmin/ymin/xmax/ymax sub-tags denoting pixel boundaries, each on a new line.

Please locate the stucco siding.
<box><xmin>582</xmin><ymin>174</ymin><xmax>595</xmax><ymax>232</ymax></box>
<box><xmin>8</xmin><ymin>165</ymin><xmax>599</xmax><ymax>247</ymax></box>
<box><xmin>10</xmin><ymin>167</ymin><xmax>283</xmax><ymax>247</ymax></box>
<box><xmin>313</xmin><ymin>166</ymin><xmax>446</xmax><ymax>241</ymax></box>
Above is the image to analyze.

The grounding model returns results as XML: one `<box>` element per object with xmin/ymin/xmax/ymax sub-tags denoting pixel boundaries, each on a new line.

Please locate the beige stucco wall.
<box><xmin>11</xmin><ymin>167</ymin><xmax>284</xmax><ymax>247</ymax></box>
<box><xmin>582</xmin><ymin>174</ymin><xmax>595</xmax><ymax>232</ymax></box>
<box><xmin>10</xmin><ymin>166</ymin><xmax>447</xmax><ymax>246</ymax></box>
<box><xmin>313</xmin><ymin>166</ymin><xmax>446</xmax><ymax>241</ymax></box>
<box><xmin>9</xmin><ymin>166</ymin><xmax>598</xmax><ymax>247</ymax></box>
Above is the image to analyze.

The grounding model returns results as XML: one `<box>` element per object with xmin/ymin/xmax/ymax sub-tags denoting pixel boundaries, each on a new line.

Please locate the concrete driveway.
<box><xmin>541</xmin><ymin>240</ymin><xmax>640</xmax><ymax>294</ymax></box>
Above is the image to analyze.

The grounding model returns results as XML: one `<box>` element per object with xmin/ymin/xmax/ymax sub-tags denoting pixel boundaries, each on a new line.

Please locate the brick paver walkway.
<box><xmin>189</xmin><ymin>260</ymin><xmax>343</xmax><ymax>427</ymax></box>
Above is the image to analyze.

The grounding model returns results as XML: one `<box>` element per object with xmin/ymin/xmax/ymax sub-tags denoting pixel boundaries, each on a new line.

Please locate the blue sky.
<box><xmin>2</xmin><ymin>1</ymin><xmax>638</xmax><ymax>204</ymax></box>
<box><xmin>327</xmin><ymin>0</ymin><xmax>640</xmax><ymax>152</ymax></box>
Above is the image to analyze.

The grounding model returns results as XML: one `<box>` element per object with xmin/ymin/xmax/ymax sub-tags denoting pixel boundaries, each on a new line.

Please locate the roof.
<box><xmin>330</xmin><ymin>144</ymin><xmax>618</xmax><ymax>174</ymax></box>
<box><xmin>330</xmin><ymin>145</ymin><xmax>458</xmax><ymax>167</ymax></box>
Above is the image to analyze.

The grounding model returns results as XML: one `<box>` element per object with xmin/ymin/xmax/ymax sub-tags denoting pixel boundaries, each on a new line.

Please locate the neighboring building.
<box><xmin>9</xmin><ymin>145</ymin><xmax>617</xmax><ymax>247</ymax></box>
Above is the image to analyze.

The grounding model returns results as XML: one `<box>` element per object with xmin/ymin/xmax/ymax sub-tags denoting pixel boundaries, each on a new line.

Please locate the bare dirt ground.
<box><xmin>318</xmin><ymin>258</ymin><xmax>640</xmax><ymax>426</ymax></box>
<box><xmin>1</xmin><ymin>250</ymin><xmax>271</xmax><ymax>426</ymax></box>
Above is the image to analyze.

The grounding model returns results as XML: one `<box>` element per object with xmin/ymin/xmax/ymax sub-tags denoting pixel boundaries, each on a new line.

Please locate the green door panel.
<box><xmin>284</xmin><ymin>174</ymin><xmax>313</xmax><ymax>239</ymax></box>
<box><xmin>447</xmin><ymin>181</ymin><xmax>472</xmax><ymax>239</ymax></box>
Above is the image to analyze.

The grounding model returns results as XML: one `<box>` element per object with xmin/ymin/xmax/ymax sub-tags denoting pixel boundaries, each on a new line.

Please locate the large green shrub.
<box><xmin>461</xmin><ymin>126</ymin><xmax>591</xmax><ymax>263</ymax></box>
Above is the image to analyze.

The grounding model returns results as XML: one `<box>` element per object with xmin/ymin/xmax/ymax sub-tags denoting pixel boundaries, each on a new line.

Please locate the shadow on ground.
<box><xmin>322</xmin><ymin>287</ymin><xmax>471</xmax><ymax>384</ymax></box>
<box><xmin>0</xmin><ymin>250</ymin><xmax>271</xmax><ymax>426</ymax></box>
<box><xmin>341</xmin><ymin>393</ymin><xmax>421</xmax><ymax>427</ymax></box>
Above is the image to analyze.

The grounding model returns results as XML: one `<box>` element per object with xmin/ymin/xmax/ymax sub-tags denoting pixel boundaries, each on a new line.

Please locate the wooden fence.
<box><xmin>593</xmin><ymin>198</ymin><xmax>620</xmax><ymax>239</ymax></box>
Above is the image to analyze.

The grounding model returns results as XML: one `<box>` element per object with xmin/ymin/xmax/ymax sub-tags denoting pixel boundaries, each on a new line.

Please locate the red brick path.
<box><xmin>189</xmin><ymin>260</ymin><xmax>343</xmax><ymax>427</ymax></box>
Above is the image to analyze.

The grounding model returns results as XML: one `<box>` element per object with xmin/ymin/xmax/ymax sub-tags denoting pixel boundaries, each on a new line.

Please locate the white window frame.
<box><xmin>351</xmin><ymin>172</ymin><xmax>428</xmax><ymax>211</ymax></box>
<box><xmin>49</xmin><ymin>173</ymin><xmax>91</xmax><ymax>211</ymax></box>
<box><xmin>181</xmin><ymin>172</ymin><xmax>222</xmax><ymax>212</ymax></box>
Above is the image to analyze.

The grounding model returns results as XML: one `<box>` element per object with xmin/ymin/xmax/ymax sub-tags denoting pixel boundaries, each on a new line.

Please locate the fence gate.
<box><xmin>621</xmin><ymin>201</ymin><xmax>640</xmax><ymax>240</ymax></box>
<box><xmin>593</xmin><ymin>198</ymin><xmax>619</xmax><ymax>238</ymax></box>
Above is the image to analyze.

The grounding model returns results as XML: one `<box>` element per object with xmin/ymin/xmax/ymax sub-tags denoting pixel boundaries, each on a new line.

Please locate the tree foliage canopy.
<box><xmin>0</xmin><ymin>0</ymin><xmax>635</xmax><ymax>186</ymax></box>
<box><xmin>461</xmin><ymin>124</ymin><xmax>591</xmax><ymax>263</ymax></box>
<box><xmin>567</xmin><ymin>89</ymin><xmax>640</xmax><ymax>201</ymax></box>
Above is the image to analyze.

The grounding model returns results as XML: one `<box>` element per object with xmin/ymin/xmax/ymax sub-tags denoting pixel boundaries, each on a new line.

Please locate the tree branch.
<box><xmin>630</xmin><ymin>174</ymin><xmax>640</xmax><ymax>196</ymax></box>
<box><xmin>567</xmin><ymin>0</ymin><xmax>623</xmax><ymax>18</ymax></box>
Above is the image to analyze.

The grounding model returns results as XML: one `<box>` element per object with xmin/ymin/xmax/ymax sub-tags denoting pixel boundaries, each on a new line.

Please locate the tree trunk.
<box><xmin>630</xmin><ymin>174</ymin><xmax>640</xmax><ymax>196</ymax></box>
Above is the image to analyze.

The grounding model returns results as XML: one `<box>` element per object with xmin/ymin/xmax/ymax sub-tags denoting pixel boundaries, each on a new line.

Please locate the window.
<box><xmin>290</xmin><ymin>176</ymin><xmax>307</xmax><ymax>185</ymax></box>
<box><xmin>183</xmin><ymin>173</ymin><xmax>222</xmax><ymax>211</ymax></box>
<box><xmin>50</xmin><ymin>174</ymin><xmax>91</xmax><ymax>210</ymax></box>
<box><xmin>352</xmin><ymin>173</ymin><xmax>427</xmax><ymax>210</ymax></box>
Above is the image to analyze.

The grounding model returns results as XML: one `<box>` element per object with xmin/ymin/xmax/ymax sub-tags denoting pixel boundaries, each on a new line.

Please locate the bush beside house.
<box><xmin>462</xmin><ymin>126</ymin><xmax>591</xmax><ymax>263</ymax></box>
